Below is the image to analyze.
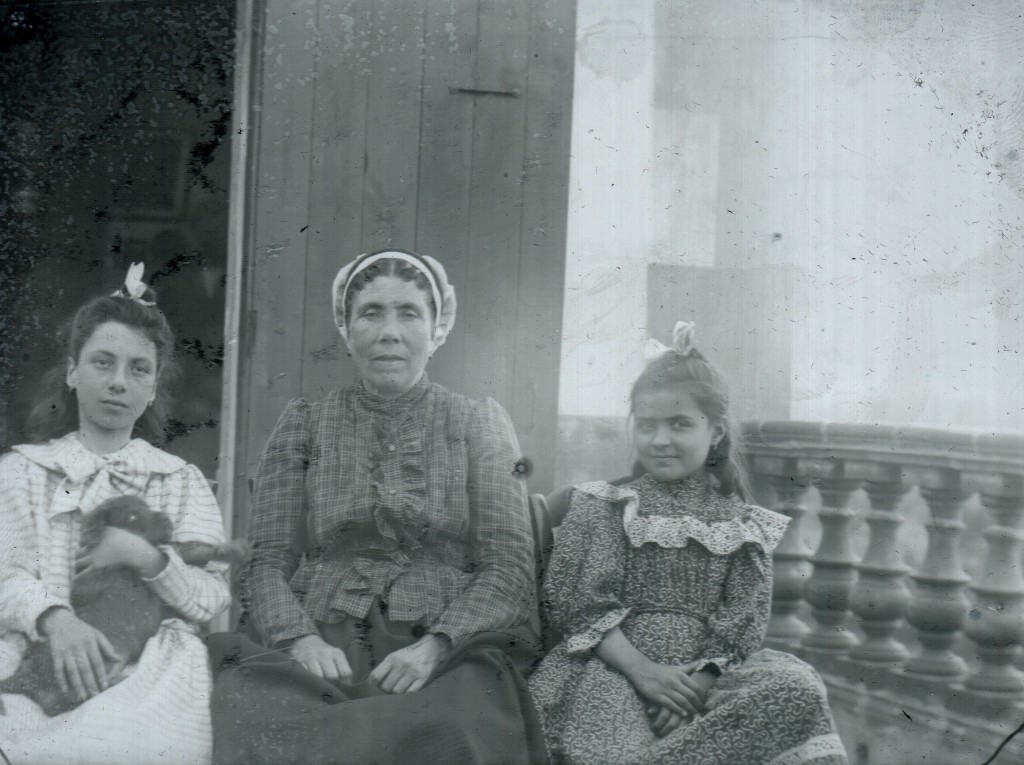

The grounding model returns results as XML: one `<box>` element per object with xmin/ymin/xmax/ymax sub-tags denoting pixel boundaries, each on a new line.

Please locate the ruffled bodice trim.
<box><xmin>250</xmin><ymin>383</ymin><xmax>534</xmax><ymax>647</ymax></box>
<box><xmin>574</xmin><ymin>475</ymin><xmax>788</xmax><ymax>556</ymax></box>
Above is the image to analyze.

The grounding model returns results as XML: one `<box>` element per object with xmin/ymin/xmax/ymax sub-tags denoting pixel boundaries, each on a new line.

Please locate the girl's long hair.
<box><xmin>629</xmin><ymin>349</ymin><xmax>752</xmax><ymax>501</ymax></box>
<box><xmin>25</xmin><ymin>288</ymin><xmax>178</xmax><ymax>445</ymax></box>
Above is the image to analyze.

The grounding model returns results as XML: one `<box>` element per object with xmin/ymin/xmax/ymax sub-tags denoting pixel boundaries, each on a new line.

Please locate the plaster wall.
<box><xmin>558</xmin><ymin>0</ymin><xmax>1024</xmax><ymax>474</ymax></box>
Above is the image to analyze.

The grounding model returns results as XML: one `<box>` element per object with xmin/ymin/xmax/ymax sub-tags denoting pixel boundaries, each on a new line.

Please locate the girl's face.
<box><xmin>346</xmin><ymin>275</ymin><xmax>433</xmax><ymax>399</ymax></box>
<box><xmin>633</xmin><ymin>386</ymin><xmax>725</xmax><ymax>482</ymax></box>
<box><xmin>67</xmin><ymin>321</ymin><xmax>158</xmax><ymax>445</ymax></box>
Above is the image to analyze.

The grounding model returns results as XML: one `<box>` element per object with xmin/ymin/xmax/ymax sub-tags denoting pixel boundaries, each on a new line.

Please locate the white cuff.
<box><xmin>140</xmin><ymin>546</ymin><xmax>192</xmax><ymax>608</ymax></box>
<box><xmin>566</xmin><ymin>607</ymin><xmax>631</xmax><ymax>655</ymax></box>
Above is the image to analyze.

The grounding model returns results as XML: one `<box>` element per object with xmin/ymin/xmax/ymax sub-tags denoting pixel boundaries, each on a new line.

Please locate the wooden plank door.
<box><xmin>228</xmin><ymin>0</ymin><xmax>577</xmax><ymax>536</ymax></box>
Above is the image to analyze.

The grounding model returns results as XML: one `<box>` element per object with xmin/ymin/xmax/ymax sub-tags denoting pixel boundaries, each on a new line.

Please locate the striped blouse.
<box><xmin>0</xmin><ymin>432</ymin><xmax>231</xmax><ymax>641</ymax></box>
<box><xmin>243</xmin><ymin>378</ymin><xmax>535</xmax><ymax>648</ymax></box>
<box><xmin>0</xmin><ymin>433</ymin><xmax>230</xmax><ymax>764</ymax></box>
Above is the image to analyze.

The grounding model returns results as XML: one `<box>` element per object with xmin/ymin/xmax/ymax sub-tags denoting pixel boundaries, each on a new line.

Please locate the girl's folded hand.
<box><xmin>629</xmin><ymin>660</ymin><xmax>707</xmax><ymax>719</ymax></box>
<box><xmin>646</xmin><ymin>704</ymin><xmax>687</xmax><ymax>737</ymax></box>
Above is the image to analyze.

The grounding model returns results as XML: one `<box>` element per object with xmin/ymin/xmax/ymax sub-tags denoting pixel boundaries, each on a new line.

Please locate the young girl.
<box><xmin>0</xmin><ymin>264</ymin><xmax>231</xmax><ymax>765</ymax></box>
<box><xmin>528</xmin><ymin>322</ymin><xmax>848</xmax><ymax>765</ymax></box>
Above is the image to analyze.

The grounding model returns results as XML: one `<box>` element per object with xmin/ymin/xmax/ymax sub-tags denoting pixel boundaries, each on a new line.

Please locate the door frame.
<box><xmin>217</xmin><ymin>0</ymin><xmax>264</xmax><ymax>545</ymax></box>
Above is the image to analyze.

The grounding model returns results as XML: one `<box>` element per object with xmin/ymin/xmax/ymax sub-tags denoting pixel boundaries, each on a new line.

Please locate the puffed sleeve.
<box><xmin>140</xmin><ymin>463</ymin><xmax>231</xmax><ymax>623</ymax></box>
<box><xmin>430</xmin><ymin>398</ymin><xmax>535</xmax><ymax>646</ymax></box>
<box><xmin>0</xmin><ymin>455</ymin><xmax>68</xmax><ymax>641</ymax></box>
<box><xmin>699</xmin><ymin>541</ymin><xmax>773</xmax><ymax>672</ymax></box>
<box><xmin>542</xmin><ymin>487</ymin><xmax>631</xmax><ymax>656</ymax></box>
<box><xmin>242</xmin><ymin>398</ymin><xmax>319</xmax><ymax>646</ymax></box>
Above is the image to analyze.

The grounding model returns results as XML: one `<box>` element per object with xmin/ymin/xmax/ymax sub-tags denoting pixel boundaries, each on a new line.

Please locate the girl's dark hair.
<box><xmin>25</xmin><ymin>287</ymin><xmax>178</xmax><ymax>445</ymax></box>
<box><xmin>629</xmin><ymin>349</ymin><xmax>752</xmax><ymax>500</ymax></box>
<box><xmin>343</xmin><ymin>256</ymin><xmax>437</xmax><ymax>325</ymax></box>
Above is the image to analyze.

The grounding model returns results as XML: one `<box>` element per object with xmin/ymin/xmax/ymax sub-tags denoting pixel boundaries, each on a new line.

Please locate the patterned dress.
<box><xmin>0</xmin><ymin>433</ymin><xmax>230</xmax><ymax>765</ymax></box>
<box><xmin>528</xmin><ymin>474</ymin><xmax>848</xmax><ymax>765</ymax></box>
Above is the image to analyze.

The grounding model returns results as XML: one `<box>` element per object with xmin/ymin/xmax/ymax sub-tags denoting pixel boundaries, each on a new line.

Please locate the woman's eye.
<box><xmin>94</xmin><ymin>358</ymin><xmax>111</xmax><ymax>368</ymax></box>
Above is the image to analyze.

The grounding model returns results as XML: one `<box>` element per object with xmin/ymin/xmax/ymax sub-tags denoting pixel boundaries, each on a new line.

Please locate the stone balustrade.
<box><xmin>743</xmin><ymin>421</ymin><xmax>1024</xmax><ymax>765</ymax></box>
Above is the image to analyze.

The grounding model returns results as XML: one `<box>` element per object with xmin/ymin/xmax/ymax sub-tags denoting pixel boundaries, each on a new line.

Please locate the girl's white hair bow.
<box><xmin>112</xmin><ymin>262</ymin><xmax>155</xmax><ymax>306</ymax></box>
<box><xmin>643</xmin><ymin>320</ymin><xmax>698</xmax><ymax>362</ymax></box>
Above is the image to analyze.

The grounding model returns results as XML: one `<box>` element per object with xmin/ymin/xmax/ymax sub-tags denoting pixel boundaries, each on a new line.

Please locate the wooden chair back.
<box><xmin>529</xmin><ymin>475</ymin><xmax>635</xmax><ymax>648</ymax></box>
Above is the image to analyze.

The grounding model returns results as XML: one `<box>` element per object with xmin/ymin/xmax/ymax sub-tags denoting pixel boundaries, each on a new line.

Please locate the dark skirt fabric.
<box><xmin>206</xmin><ymin>611</ymin><xmax>548</xmax><ymax>765</ymax></box>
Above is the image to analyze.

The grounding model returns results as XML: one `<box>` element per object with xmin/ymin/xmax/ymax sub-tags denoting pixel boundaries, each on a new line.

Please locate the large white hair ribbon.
<box><xmin>642</xmin><ymin>320</ymin><xmax>697</xmax><ymax>362</ymax></box>
<box><xmin>111</xmin><ymin>262</ymin><xmax>155</xmax><ymax>306</ymax></box>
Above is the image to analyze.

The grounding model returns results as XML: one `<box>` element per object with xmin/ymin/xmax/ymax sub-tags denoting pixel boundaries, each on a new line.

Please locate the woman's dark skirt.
<box><xmin>205</xmin><ymin>610</ymin><xmax>548</xmax><ymax>765</ymax></box>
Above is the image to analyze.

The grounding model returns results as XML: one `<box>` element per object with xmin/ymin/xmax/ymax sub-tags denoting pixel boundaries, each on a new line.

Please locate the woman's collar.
<box><xmin>354</xmin><ymin>374</ymin><xmax>432</xmax><ymax>414</ymax></box>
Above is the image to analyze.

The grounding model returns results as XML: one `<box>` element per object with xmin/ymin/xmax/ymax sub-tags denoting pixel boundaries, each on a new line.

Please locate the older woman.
<box><xmin>207</xmin><ymin>250</ymin><xmax>546</xmax><ymax>765</ymax></box>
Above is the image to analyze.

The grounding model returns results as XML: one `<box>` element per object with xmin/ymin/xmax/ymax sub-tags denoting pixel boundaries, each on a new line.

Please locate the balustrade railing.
<box><xmin>743</xmin><ymin>421</ymin><xmax>1024</xmax><ymax>753</ymax></box>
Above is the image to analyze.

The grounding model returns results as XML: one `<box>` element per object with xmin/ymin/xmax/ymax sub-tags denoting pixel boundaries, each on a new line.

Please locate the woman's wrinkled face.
<box><xmin>347</xmin><ymin>275</ymin><xmax>433</xmax><ymax>398</ymax></box>
<box><xmin>632</xmin><ymin>386</ymin><xmax>724</xmax><ymax>482</ymax></box>
<box><xmin>66</xmin><ymin>320</ymin><xmax>158</xmax><ymax>442</ymax></box>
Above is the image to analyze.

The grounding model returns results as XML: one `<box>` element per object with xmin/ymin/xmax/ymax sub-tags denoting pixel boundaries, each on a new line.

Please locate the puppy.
<box><xmin>0</xmin><ymin>495</ymin><xmax>248</xmax><ymax>716</ymax></box>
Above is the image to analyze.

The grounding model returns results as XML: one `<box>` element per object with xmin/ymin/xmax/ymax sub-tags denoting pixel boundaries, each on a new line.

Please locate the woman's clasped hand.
<box><xmin>366</xmin><ymin>633</ymin><xmax>451</xmax><ymax>694</ymax></box>
<box><xmin>290</xmin><ymin>634</ymin><xmax>353</xmax><ymax>682</ymax></box>
<box><xmin>290</xmin><ymin>630</ymin><xmax>453</xmax><ymax>694</ymax></box>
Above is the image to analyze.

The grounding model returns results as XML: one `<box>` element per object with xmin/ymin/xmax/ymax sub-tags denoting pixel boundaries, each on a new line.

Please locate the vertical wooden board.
<box><xmin>244</xmin><ymin>0</ymin><xmax>319</xmax><ymax>481</ymax></box>
<box><xmin>414</xmin><ymin>0</ymin><xmax>479</xmax><ymax>394</ymax></box>
<box><xmin>514</xmin><ymin>0</ymin><xmax>576</xmax><ymax>492</ymax></box>
<box><xmin>360</xmin><ymin>0</ymin><xmax>428</xmax><ymax>250</ymax></box>
<box><xmin>301</xmin><ymin>0</ymin><xmax>374</xmax><ymax>401</ymax></box>
<box><xmin>460</xmin><ymin>0</ymin><xmax>529</xmax><ymax>406</ymax></box>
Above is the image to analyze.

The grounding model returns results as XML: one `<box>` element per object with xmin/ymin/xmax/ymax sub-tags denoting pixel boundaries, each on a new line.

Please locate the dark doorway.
<box><xmin>0</xmin><ymin>0</ymin><xmax>235</xmax><ymax>478</ymax></box>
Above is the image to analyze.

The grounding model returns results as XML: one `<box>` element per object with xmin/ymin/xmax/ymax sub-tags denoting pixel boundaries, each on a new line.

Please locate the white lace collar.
<box><xmin>575</xmin><ymin>479</ymin><xmax>788</xmax><ymax>555</ymax></box>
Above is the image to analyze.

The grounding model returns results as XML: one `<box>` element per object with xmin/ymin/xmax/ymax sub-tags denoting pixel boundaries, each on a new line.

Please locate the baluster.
<box><xmin>901</xmin><ymin>470</ymin><xmax>970</xmax><ymax>695</ymax></box>
<box><xmin>801</xmin><ymin>461</ymin><xmax>861</xmax><ymax>674</ymax></box>
<box><xmin>848</xmin><ymin>467</ymin><xmax>911</xmax><ymax>686</ymax></box>
<box><xmin>950</xmin><ymin>473</ymin><xmax>1024</xmax><ymax>718</ymax></box>
<box><xmin>760</xmin><ymin>458</ymin><xmax>813</xmax><ymax>651</ymax></box>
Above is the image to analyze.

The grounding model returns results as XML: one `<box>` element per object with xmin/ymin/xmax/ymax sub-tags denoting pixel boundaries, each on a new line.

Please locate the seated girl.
<box><xmin>528</xmin><ymin>321</ymin><xmax>848</xmax><ymax>765</ymax></box>
<box><xmin>0</xmin><ymin>264</ymin><xmax>231</xmax><ymax>765</ymax></box>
